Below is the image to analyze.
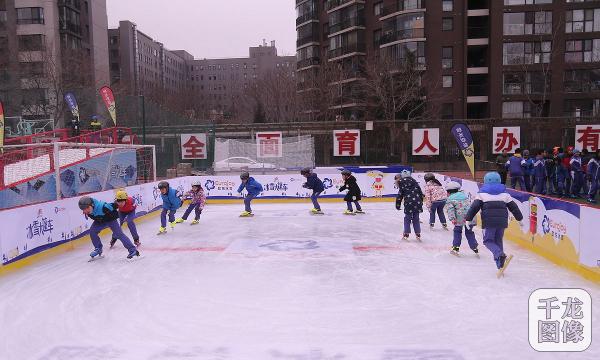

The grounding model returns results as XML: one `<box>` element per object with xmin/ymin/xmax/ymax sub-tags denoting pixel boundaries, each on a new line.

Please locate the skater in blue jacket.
<box><xmin>570</xmin><ymin>149</ymin><xmax>584</xmax><ymax>198</ymax></box>
<box><xmin>523</xmin><ymin>149</ymin><xmax>534</xmax><ymax>192</ymax></box>
<box><xmin>465</xmin><ymin>172</ymin><xmax>524</xmax><ymax>271</ymax></box>
<box><xmin>506</xmin><ymin>148</ymin><xmax>527</xmax><ymax>191</ymax></box>
<box><xmin>533</xmin><ymin>150</ymin><xmax>547</xmax><ymax>194</ymax></box>
<box><xmin>157</xmin><ymin>181</ymin><xmax>183</xmax><ymax>234</ymax></box>
<box><xmin>78</xmin><ymin>196</ymin><xmax>139</xmax><ymax>260</ymax></box>
<box><xmin>301</xmin><ymin>167</ymin><xmax>325</xmax><ymax>214</ymax></box>
<box><xmin>237</xmin><ymin>171</ymin><xmax>262</xmax><ymax>217</ymax></box>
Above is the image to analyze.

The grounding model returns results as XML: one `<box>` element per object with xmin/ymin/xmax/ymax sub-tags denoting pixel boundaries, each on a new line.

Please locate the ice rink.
<box><xmin>1</xmin><ymin>202</ymin><xmax>599</xmax><ymax>360</ymax></box>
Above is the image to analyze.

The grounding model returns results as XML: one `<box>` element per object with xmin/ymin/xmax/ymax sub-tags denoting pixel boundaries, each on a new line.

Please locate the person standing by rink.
<box><xmin>78</xmin><ymin>196</ymin><xmax>139</xmax><ymax>260</ymax></box>
<box><xmin>339</xmin><ymin>169</ymin><xmax>364</xmax><ymax>215</ymax></box>
<box><xmin>395</xmin><ymin>170</ymin><xmax>424</xmax><ymax>242</ymax></box>
<box><xmin>506</xmin><ymin>148</ymin><xmax>526</xmax><ymax>190</ymax></box>
<box><xmin>465</xmin><ymin>172</ymin><xmax>523</xmax><ymax>274</ymax></box>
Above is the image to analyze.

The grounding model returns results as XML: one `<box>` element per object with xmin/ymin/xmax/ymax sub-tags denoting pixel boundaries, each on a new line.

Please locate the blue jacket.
<box><xmin>588</xmin><ymin>158</ymin><xmax>600</xmax><ymax>181</ymax></box>
<box><xmin>88</xmin><ymin>198</ymin><xmax>119</xmax><ymax>223</ymax></box>
<box><xmin>533</xmin><ymin>157</ymin><xmax>546</xmax><ymax>178</ymax></box>
<box><xmin>570</xmin><ymin>156</ymin><xmax>583</xmax><ymax>173</ymax></box>
<box><xmin>506</xmin><ymin>155</ymin><xmax>526</xmax><ymax>176</ymax></box>
<box><xmin>237</xmin><ymin>177</ymin><xmax>263</xmax><ymax>196</ymax></box>
<box><xmin>465</xmin><ymin>183</ymin><xmax>523</xmax><ymax>229</ymax></box>
<box><xmin>161</xmin><ymin>187</ymin><xmax>182</xmax><ymax>211</ymax></box>
<box><xmin>303</xmin><ymin>173</ymin><xmax>325</xmax><ymax>193</ymax></box>
<box><xmin>524</xmin><ymin>158</ymin><xmax>534</xmax><ymax>176</ymax></box>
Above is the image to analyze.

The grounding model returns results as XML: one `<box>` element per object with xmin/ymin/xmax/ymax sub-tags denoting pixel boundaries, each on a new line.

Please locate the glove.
<box><xmin>302</xmin><ymin>183</ymin><xmax>308</xmax><ymax>188</ymax></box>
<box><xmin>395</xmin><ymin>197</ymin><xmax>402</xmax><ymax>210</ymax></box>
<box><xmin>467</xmin><ymin>220</ymin><xmax>477</xmax><ymax>228</ymax></box>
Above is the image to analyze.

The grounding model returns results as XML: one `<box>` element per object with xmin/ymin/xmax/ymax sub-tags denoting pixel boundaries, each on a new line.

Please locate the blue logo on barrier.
<box><xmin>323</xmin><ymin>178</ymin><xmax>333</xmax><ymax>190</ymax></box>
<box><xmin>542</xmin><ymin>215</ymin><xmax>551</xmax><ymax>234</ymax></box>
<box><xmin>205</xmin><ymin>180</ymin><xmax>215</xmax><ymax>191</ymax></box>
<box><xmin>259</xmin><ymin>240</ymin><xmax>319</xmax><ymax>251</ymax></box>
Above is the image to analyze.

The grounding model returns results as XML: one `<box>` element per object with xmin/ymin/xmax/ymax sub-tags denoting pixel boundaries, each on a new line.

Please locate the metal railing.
<box><xmin>329</xmin><ymin>15</ymin><xmax>366</xmax><ymax>34</ymax></box>
<box><xmin>381</xmin><ymin>0</ymin><xmax>425</xmax><ymax>17</ymax></box>
<box><xmin>328</xmin><ymin>43</ymin><xmax>367</xmax><ymax>59</ymax></box>
<box><xmin>379</xmin><ymin>28</ymin><xmax>425</xmax><ymax>45</ymax></box>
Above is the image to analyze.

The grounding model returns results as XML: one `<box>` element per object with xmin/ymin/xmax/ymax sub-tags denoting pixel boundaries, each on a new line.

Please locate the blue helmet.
<box><xmin>484</xmin><ymin>172</ymin><xmax>501</xmax><ymax>184</ymax></box>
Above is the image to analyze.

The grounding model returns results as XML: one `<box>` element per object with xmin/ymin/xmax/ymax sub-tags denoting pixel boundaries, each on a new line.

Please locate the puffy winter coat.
<box><xmin>395</xmin><ymin>177</ymin><xmax>424</xmax><ymax>214</ymax></box>
<box><xmin>465</xmin><ymin>183</ymin><xmax>523</xmax><ymax>229</ymax></box>
<box><xmin>444</xmin><ymin>191</ymin><xmax>470</xmax><ymax>226</ymax></box>
<box><xmin>424</xmin><ymin>180</ymin><xmax>448</xmax><ymax>209</ymax></box>
<box><xmin>117</xmin><ymin>197</ymin><xmax>136</xmax><ymax>214</ymax></box>
<box><xmin>237</xmin><ymin>177</ymin><xmax>263</xmax><ymax>196</ymax></box>
<box><xmin>88</xmin><ymin>199</ymin><xmax>119</xmax><ymax>223</ymax></box>
<box><xmin>303</xmin><ymin>173</ymin><xmax>325</xmax><ymax>193</ymax></box>
<box><xmin>506</xmin><ymin>154</ymin><xmax>526</xmax><ymax>176</ymax></box>
<box><xmin>185</xmin><ymin>188</ymin><xmax>206</xmax><ymax>209</ymax></box>
<box><xmin>161</xmin><ymin>187</ymin><xmax>182</xmax><ymax>211</ymax></box>
<box><xmin>339</xmin><ymin>175</ymin><xmax>362</xmax><ymax>202</ymax></box>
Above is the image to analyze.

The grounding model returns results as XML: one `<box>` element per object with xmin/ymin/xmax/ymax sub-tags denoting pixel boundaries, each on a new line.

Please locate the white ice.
<box><xmin>1</xmin><ymin>202</ymin><xmax>599</xmax><ymax>360</ymax></box>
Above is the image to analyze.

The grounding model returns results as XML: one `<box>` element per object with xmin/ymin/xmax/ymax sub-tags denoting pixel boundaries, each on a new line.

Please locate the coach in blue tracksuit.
<box><xmin>465</xmin><ymin>172</ymin><xmax>524</xmax><ymax>270</ymax></box>
<box><xmin>570</xmin><ymin>149</ymin><xmax>584</xmax><ymax>198</ymax></box>
<box><xmin>506</xmin><ymin>148</ymin><xmax>527</xmax><ymax>191</ymax></box>
<box><xmin>523</xmin><ymin>150</ymin><xmax>534</xmax><ymax>192</ymax></box>
<box><xmin>587</xmin><ymin>150</ymin><xmax>600</xmax><ymax>203</ymax></box>
<box><xmin>533</xmin><ymin>150</ymin><xmax>547</xmax><ymax>194</ymax></box>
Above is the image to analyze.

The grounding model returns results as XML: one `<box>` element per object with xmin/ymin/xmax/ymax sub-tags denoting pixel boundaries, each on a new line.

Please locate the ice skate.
<box><xmin>497</xmin><ymin>254</ymin><xmax>514</xmax><ymax>278</ymax></box>
<box><xmin>88</xmin><ymin>248</ymin><xmax>103</xmax><ymax>262</ymax></box>
<box><xmin>354</xmin><ymin>210</ymin><xmax>365</xmax><ymax>214</ymax></box>
<box><xmin>442</xmin><ymin>223</ymin><xmax>449</xmax><ymax>230</ymax></box>
<box><xmin>240</xmin><ymin>211</ymin><xmax>254</xmax><ymax>217</ymax></box>
<box><xmin>127</xmin><ymin>248</ymin><xmax>140</xmax><ymax>259</ymax></box>
<box><xmin>157</xmin><ymin>227</ymin><xmax>167</xmax><ymax>235</ymax></box>
<box><xmin>191</xmin><ymin>220</ymin><xmax>200</xmax><ymax>225</ymax></box>
<box><xmin>402</xmin><ymin>233</ymin><xmax>409</xmax><ymax>241</ymax></box>
<box><xmin>174</xmin><ymin>218</ymin><xmax>184</xmax><ymax>224</ymax></box>
<box><xmin>450</xmin><ymin>246</ymin><xmax>460</xmax><ymax>257</ymax></box>
<box><xmin>415</xmin><ymin>234</ymin><xmax>422</xmax><ymax>242</ymax></box>
<box><xmin>169</xmin><ymin>221</ymin><xmax>176</xmax><ymax>229</ymax></box>
<box><xmin>109</xmin><ymin>238</ymin><xmax>117</xmax><ymax>248</ymax></box>
<box><xmin>343</xmin><ymin>210</ymin><xmax>356</xmax><ymax>215</ymax></box>
<box><xmin>429</xmin><ymin>223</ymin><xmax>434</xmax><ymax>229</ymax></box>
<box><xmin>310</xmin><ymin>208</ymin><xmax>324</xmax><ymax>215</ymax></box>
<box><xmin>473</xmin><ymin>248</ymin><xmax>480</xmax><ymax>258</ymax></box>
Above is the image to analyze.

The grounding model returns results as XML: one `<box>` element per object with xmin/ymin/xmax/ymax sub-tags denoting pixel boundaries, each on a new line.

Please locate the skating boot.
<box><xmin>133</xmin><ymin>238</ymin><xmax>141</xmax><ymax>247</ymax></box>
<box><xmin>90</xmin><ymin>248</ymin><xmax>103</xmax><ymax>258</ymax></box>
<box><xmin>343</xmin><ymin>210</ymin><xmax>356</xmax><ymax>215</ymax></box>
<box><xmin>240</xmin><ymin>211</ymin><xmax>253</xmax><ymax>217</ymax></box>
<box><xmin>429</xmin><ymin>223</ymin><xmax>435</xmax><ymax>229</ymax></box>
<box><xmin>496</xmin><ymin>254</ymin><xmax>507</xmax><ymax>269</ymax></box>
<box><xmin>109</xmin><ymin>238</ymin><xmax>117</xmax><ymax>248</ymax></box>
<box><xmin>450</xmin><ymin>246</ymin><xmax>460</xmax><ymax>256</ymax></box>
<box><xmin>169</xmin><ymin>221</ymin><xmax>176</xmax><ymax>229</ymax></box>
<box><xmin>191</xmin><ymin>220</ymin><xmax>200</xmax><ymax>225</ymax></box>
<box><xmin>157</xmin><ymin>226</ymin><xmax>167</xmax><ymax>235</ymax></box>
<box><xmin>174</xmin><ymin>218</ymin><xmax>184</xmax><ymax>224</ymax></box>
<box><xmin>354</xmin><ymin>209</ymin><xmax>365</xmax><ymax>214</ymax></box>
<box><xmin>127</xmin><ymin>248</ymin><xmax>140</xmax><ymax>259</ymax></box>
<box><xmin>442</xmin><ymin>223</ymin><xmax>449</xmax><ymax>231</ymax></box>
<box><xmin>402</xmin><ymin>233</ymin><xmax>410</xmax><ymax>241</ymax></box>
<box><xmin>310</xmin><ymin>208</ymin><xmax>324</xmax><ymax>215</ymax></box>
<box><xmin>415</xmin><ymin>234</ymin><xmax>422</xmax><ymax>242</ymax></box>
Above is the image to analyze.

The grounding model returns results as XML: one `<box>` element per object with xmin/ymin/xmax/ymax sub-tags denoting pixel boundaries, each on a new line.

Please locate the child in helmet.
<box><xmin>444</xmin><ymin>181</ymin><xmax>479</xmax><ymax>256</ymax></box>
<box><xmin>339</xmin><ymin>169</ymin><xmax>363</xmax><ymax>215</ymax></box>
<box><xmin>158</xmin><ymin>181</ymin><xmax>183</xmax><ymax>234</ymax></box>
<box><xmin>465</xmin><ymin>172</ymin><xmax>524</xmax><ymax>271</ymax></box>
<box><xmin>78</xmin><ymin>196</ymin><xmax>139</xmax><ymax>260</ymax></box>
<box><xmin>237</xmin><ymin>171</ymin><xmax>263</xmax><ymax>217</ymax></box>
<box><xmin>423</xmin><ymin>173</ymin><xmax>448</xmax><ymax>229</ymax></box>
<box><xmin>301</xmin><ymin>167</ymin><xmax>325</xmax><ymax>214</ymax></box>
<box><xmin>110</xmin><ymin>190</ymin><xmax>140</xmax><ymax>247</ymax></box>
<box><xmin>395</xmin><ymin>170</ymin><xmax>424</xmax><ymax>241</ymax></box>
<box><xmin>177</xmin><ymin>180</ymin><xmax>206</xmax><ymax>224</ymax></box>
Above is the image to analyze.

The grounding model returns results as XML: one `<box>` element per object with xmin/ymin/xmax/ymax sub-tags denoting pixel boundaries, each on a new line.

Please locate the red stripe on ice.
<box><xmin>141</xmin><ymin>247</ymin><xmax>226</xmax><ymax>252</ymax></box>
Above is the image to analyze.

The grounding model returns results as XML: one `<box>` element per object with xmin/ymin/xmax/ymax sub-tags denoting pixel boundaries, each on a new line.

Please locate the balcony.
<box><xmin>467</xmin><ymin>25</ymin><xmax>489</xmax><ymax>39</ymax></box>
<box><xmin>379</xmin><ymin>28</ymin><xmax>425</xmax><ymax>46</ymax></box>
<box><xmin>329</xmin><ymin>16</ymin><xmax>365</xmax><ymax>35</ymax></box>
<box><xmin>296</xmin><ymin>11</ymin><xmax>319</xmax><ymax>26</ymax></box>
<box><xmin>328</xmin><ymin>43</ymin><xmax>366</xmax><ymax>60</ymax></box>
<box><xmin>326</xmin><ymin>0</ymin><xmax>364</xmax><ymax>12</ymax></box>
<box><xmin>468</xmin><ymin>0</ymin><xmax>489</xmax><ymax>10</ymax></box>
<box><xmin>297</xmin><ymin>56</ymin><xmax>321</xmax><ymax>70</ymax></box>
<box><xmin>381</xmin><ymin>0</ymin><xmax>425</xmax><ymax>19</ymax></box>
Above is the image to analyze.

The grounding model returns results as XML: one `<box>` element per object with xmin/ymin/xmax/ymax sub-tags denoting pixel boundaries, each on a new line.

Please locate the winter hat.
<box><xmin>523</xmin><ymin>149</ymin><xmax>530</xmax><ymax>156</ymax></box>
<box><xmin>400</xmin><ymin>170</ymin><xmax>412</xmax><ymax>178</ymax></box>
<box><xmin>483</xmin><ymin>172</ymin><xmax>502</xmax><ymax>184</ymax></box>
<box><xmin>445</xmin><ymin>181</ymin><xmax>461</xmax><ymax>191</ymax></box>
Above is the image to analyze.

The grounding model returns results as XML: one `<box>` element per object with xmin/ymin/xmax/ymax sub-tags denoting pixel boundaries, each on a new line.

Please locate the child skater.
<box><xmin>237</xmin><ymin>171</ymin><xmax>262</xmax><ymax>217</ymax></box>
<box><xmin>177</xmin><ymin>180</ymin><xmax>206</xmax><ymax>225</ymax></box>
<box><xmin>78</xmin><ymin>196</ymin><xmax>139</xmax><ymax>260</ymax></box>
<box><xmin>301</xmin><ymin>167</ymin><xmax>325</xmax><ymax>214</ymax></box>
<box><xmin>339</xmin><ymin>169</ymin><xmax>364</xmax><ymax>215</ymax></box>
<box><xmin>444</xmin><ymin>181</ymin><xmax>479</xmax><ymax>256</ymax></box>
<box><xmin>110</xmin><ymin>190</ymin><xmax>140</xmax><ymax>248</ymax></box>
<box><xmin>423</xmin><ymin>173</ymin><xmax>448</xmax><ymax>229</ymax></box>
<box><xmin>395</xmin><ymin>170</ymin><xmax>424</xmax><ymax>241</ymax></box>
<box><xmin>157</xmin><ymin>181</ymin><xmax>183</xmax><ymax>234</ymax></box>
<box><xmin>465</xmin><ymin>172</ymin><xmax>524</xmax><ymax>275</ymax></box>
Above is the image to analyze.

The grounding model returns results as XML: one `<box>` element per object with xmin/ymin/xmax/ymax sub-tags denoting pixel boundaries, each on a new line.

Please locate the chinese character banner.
<box><xmin>181</xmin><ymin>134</ymin><xmax>208</xmax><ymax>160</ymax></box>
<box><xmin>493</xmin><ymin>126</ymin><xmax>521</xmax><ymax>154</ymax></box>
<box><xmin>256</xmin><ymin>132</ymin><xmax>283</xmax><ymax>158</ymax></box>
<box><xmin>412</xmin><ymin>128</ymin><xmax>440</xmax><ymax>156</ymax></box>
<box><xmin>575</xmin><ymin>125</ymin><xmax>600</xmax><ymax>152</ymax></box>
<box><xmin>333</xmin><ymin>130</ymin><xmax>361</xmax><ymax>157</ymax></box>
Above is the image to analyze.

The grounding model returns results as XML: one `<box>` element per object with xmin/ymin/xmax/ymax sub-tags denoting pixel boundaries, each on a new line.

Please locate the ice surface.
<box><xmin>1</xmin><ymin>202</ymin><xmax>599</xmax><ymax>360</ymax></box>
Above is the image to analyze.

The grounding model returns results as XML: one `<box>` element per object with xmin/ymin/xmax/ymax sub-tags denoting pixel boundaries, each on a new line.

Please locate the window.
<box><xmin>442</xmin><ymin>47</ymin><xmax>453</xmax><ymax>69</ymax></box>
<box><xmin>566</xmin><ymin>9</ymin><xmax>600</xmax><ymax>33</ymax></box>
<box><xmin>0</xmin><ymin>11</ymin><xmax>7</xmax><ymax>29</ymax></box>
<box><xmin>442</xmin><ymin>17</ymin><xmax>453</xmax><ymax>31</ymax></box>
<box><xmin>443</xmin><ymin>0</ymin><xmax>453</xmax><ymax>11</ymax></box>
<box><xmin>503</xmin><ymin>72</ymin><xmax>550</xmax><ymax>94</ymax></box>
<box><xmin>565</xmin><ymin>39</ymin><xmax>600</xmax><ymax>63</ymax></box>
<box><xmin>21</xmin><ymin>88</ymin><xmax>48</xmax><ymax>106</ymax></box>
<box><xmin>16</xmin><ymin>7</ymin><xmax>44</xmax><ymax>25</ymax></box>
<box><xmin>381</xmin><ymin>12</ymin><xmax>425</xmax><ymax>43</ymax></box>
<box><xmin>17</xmin><ymin>34</ymin><xmax>45</xmax><ymax>51</ymax></box>
<box><xmin>564</xmin><ymin>69</ymin><xmax>600</xmax><ymax>92</ymax></box>
<box><xmin>19</xmin><ymin>61</ymin><xmax>44</xmax><ymax>77</ymax></box>
<box><xmin>441</xmin><ymin>103</ymin><xmax>454</xmax><ymax>119</ymax></box>
<box><xmin>504</xmin><ymin>0</ymin><xmax>552</xmax><ymax>4</ymax></box>
<box><xmin>374</xmin><ymin>2</ymin><xmax>383</xmax><ymax>16</ymax></box>
<box><xmin>502</xmin><ymin>101</ymin><xmax>530</xmax><ymax>118</ymax></box>
<box><xmin>443</xmin><ymin>75</ymin><xmax>453</xmax><ymax>88</ymax></box>
<box><xmin>503</xmin><ymin>11</ymin><xmax>552</xmax><ymax>35</ymax></box>
<box><xmin>381</xmin><ymin>41</ymin><xmax>426</xmax><ymax>66</ymax></box>
<box><xmin>503</xmin><ymin>41</ymin><xmax>551</xmax><ymax>64</ymax></box>
<box><xmin>564</xmin><ymin>99</ymin><xmax>600</xmax><ymax>117</ymax></box>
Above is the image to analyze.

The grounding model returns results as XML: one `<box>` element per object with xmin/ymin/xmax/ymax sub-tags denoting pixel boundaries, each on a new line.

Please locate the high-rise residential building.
<box><xmin>295</xmin><ymin>0</ymin><xmax>600</xmax><ymax>121</ymax></box>
<box><xmin>0</xmin><ymin>0</ymin><xmax>109</xmax><ymax>123</ymax></box>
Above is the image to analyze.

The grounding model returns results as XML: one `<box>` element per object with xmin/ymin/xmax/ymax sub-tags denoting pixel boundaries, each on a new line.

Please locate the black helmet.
<box><xmin>240</xmin><ymin>171</ymin><xmax>250</xmax><ymax>180</ymax></box>
<box><xmin>341</xmin><ymin>170</ymin><xmax>351</xmax><ymax>176</ymax></box>
<box><xmin>424</xmin><ymin>173</ymin><xmax>436</xmax><ymax>182</ymax></box>
<box><xmin>158</xmin><ymin>181</ymin><xmax>169</xmax><ymax>190</ymax></box>
<box><xmin>300</xmin><ymin>167</ymin><xmax>312</xmax><ymax>175</ymax></box>
<box><xmin>78</xmin><ymin>196</ymin><xmax>93</xmax><ymax>210</ymax></box>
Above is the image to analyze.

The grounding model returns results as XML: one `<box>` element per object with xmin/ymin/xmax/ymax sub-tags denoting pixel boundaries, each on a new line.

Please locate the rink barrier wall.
<box><xmin>0</xmin><ymin>168</ymin><xmax>406</xmax><ymax>274</ymax></box>
<box><xmin>447</xmin><ymin>176</ymin><xmax>600</xmax><ymax>284</ymax></box>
